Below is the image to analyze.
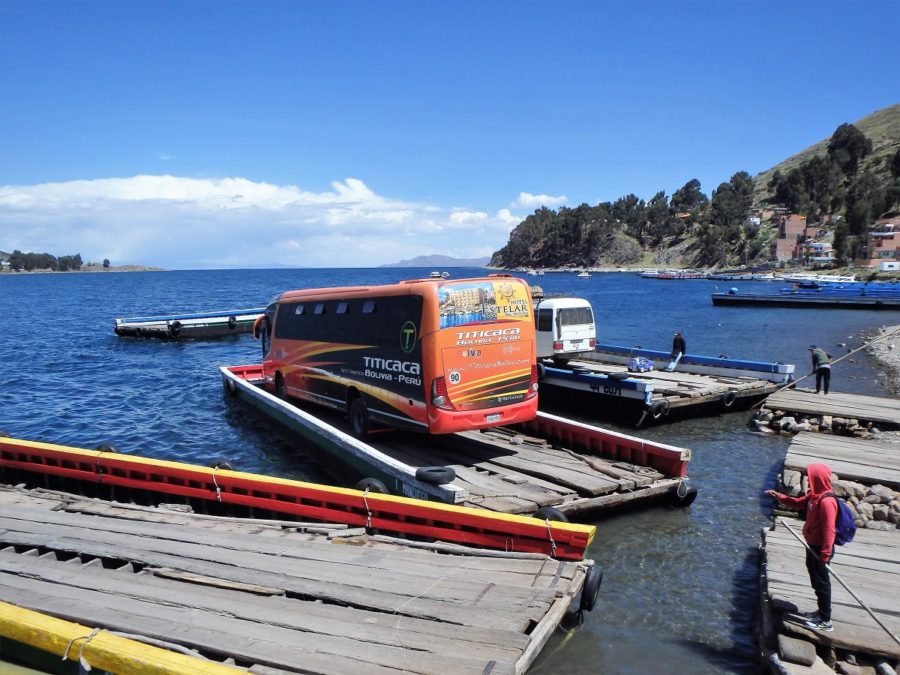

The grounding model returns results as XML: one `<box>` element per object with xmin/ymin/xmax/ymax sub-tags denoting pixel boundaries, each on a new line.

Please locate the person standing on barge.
<box><xmin>765</xmin><ymin>463</ymin><xmax>838</xmax><ymax>632</ymax></box>
<box><xmin>665</xmin><ymin>330</ymin><xmax>686</xmax><ymax>372</ymax></box>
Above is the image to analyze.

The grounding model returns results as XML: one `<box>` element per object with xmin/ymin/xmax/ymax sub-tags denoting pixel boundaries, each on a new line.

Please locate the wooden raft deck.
<box><xmin>784</xmin><ymin>433</ymin><xmax>900</xmax><ymax>489</ymax></box>
<box><xmin>574</xmin><ymin>356</ymin><xmax>780</xmax><ymax>414</ymax></box>
<box><xmin>761</xmin><ymin>388</ymin><xmax>900</xmax><ymax>431</ymax></box>
<box><xmin>0</xmin><ymin>486</ymin><xmax>592</xmax><ymax>674</ymax></box>
<box><xmin>760</xmin><ymin>519</ymin><xmax>900</xmax><ymax>662</ymax></box>
<box><xmin>369</xmin><ymin>425</ymin><xmax>686</xmax><ymax>517</ymax></box>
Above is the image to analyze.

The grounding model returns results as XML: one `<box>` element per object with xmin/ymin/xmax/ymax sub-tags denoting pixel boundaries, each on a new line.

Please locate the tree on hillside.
<box><xmin>103</xmin><ymin>258</ymin><xmax>110</xmax><ymax>268</ymax></box>
<box><xmin>699</xmin><ymin>171</ymin><xmax>754</xmax><ymax>266</ymax></box>
<box><xmin>827</xmin><ymin>123</ymin><xmax>873</xmax><ymax>176</ymax></box>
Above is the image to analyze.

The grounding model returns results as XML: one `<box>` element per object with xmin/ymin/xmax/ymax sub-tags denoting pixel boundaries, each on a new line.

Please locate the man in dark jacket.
<box><xmin>809</xmin><ymin>345</ymin><xmax>832</xmax><ymax>394</ymax></box>
<box><xmin>766</xmin><ymin>463</ymin><xmax>838</xmax><ymax>632</ymax></box>
<box><xmin>665</xmin><ymin>330</ymin><xmax>686</xmax><ymax>372</ymax></box>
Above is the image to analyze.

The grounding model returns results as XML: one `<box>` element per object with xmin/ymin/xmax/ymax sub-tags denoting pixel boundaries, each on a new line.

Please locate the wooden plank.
<box><xmin>0</xmin><ymin>551</ymin><xmax>530</xmax><ymax>659</ymax></box>
<box><xmin>0</xmin><ymin>574</ymin><xmax>515</xmax><ymax>675</ymax></box>
<box><xmin>0</xmin><ymin>515</ymin><xmax>554</xmax><ymax>631</ymax></box>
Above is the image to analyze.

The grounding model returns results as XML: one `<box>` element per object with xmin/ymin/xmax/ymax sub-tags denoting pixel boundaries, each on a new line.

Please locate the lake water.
<box><xmin>1</xmin><ymin>268</ymin><xmax>895</xmax><ymax>674</ymax></box>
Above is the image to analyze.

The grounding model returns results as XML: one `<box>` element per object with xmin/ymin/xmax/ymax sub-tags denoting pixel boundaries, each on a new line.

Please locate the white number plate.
<box><xmin>485</xmin><ymin>413</ymin><xmax>501</xmax><ymax>423</ymax></box>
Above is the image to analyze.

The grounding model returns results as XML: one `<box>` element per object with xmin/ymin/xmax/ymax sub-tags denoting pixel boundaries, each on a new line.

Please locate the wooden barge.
<box><xmin>540</xmin><ymin>345</ymin><xmax>792</xmax><ymax>427</ymax></box>
<box><xmin>0</xmin><ymin>436</ymin><xmax>601</xmax><ymax>674</ymax></box>
<box><xmin>114</xmin><ymin>307</ymin><xmax>265</xmax><ymax>339</ymax></box>
<box><xmin>711</xmin><ymin>290</ymin><xmax>900</xmax><ymax>309</ymax></box>
<box><xmin>221</xmin><ymin>364</ymin><xmax>696</xmax><ymax>517</ymax></box>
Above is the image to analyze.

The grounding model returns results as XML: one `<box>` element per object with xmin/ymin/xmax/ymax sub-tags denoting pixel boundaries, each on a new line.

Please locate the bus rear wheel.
<box><xmin>274</xmin><ymin>373</ymin><xmax>286</xmax><ymax>399</ymax></box>
<box><xmin>349</xmin><ymin>397</ymin><xmax>369</xmax><ymax>439</ymax></box>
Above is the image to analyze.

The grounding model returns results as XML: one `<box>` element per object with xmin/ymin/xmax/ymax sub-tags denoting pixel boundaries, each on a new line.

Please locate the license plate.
<box><xmin>485</xmin><ymin>413</ymin><xmax>501</xmax><ymax>423</ymax></box>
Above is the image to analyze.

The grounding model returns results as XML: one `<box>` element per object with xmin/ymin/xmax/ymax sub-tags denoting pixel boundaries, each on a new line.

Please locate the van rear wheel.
<box><xmin>349</xmin><ymin>397</ymin><xmax>369</xmax><ymax>439</ymax></box>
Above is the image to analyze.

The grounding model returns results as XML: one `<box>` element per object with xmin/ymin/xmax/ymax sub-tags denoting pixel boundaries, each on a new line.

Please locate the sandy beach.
<box><xmin>867</xmin><ymin>324</ymin><xmax>900</xmax><ymax>394</ymax></box>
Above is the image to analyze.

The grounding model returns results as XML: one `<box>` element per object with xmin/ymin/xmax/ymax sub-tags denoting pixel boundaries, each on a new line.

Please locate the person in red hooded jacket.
<box><xmin>766</xmin><ymin>463</ymin><xmax>838</xmax><ymax>632</ymax></box>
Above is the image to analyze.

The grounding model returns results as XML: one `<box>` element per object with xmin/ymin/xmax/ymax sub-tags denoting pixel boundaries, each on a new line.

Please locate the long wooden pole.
<box><xmin>779</xmin><ymin>520</ymin><xmax>900</xmax><ymax>646</ymax></box>
<box><xmin>752</xmin><ymin>325</ymin><xmax>900</xmax><ymax>409</ymax></box>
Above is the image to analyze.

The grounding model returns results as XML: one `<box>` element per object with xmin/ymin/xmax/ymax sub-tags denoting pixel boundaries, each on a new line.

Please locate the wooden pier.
<box><xmin>759</xmin><ymin>519</ymin><xmax>900</xmax><ymax>668</ymax></box>
<box><xmin>761</xmin><ymin>388</ymin><xmax>900</xmax><ymax>431</ymax></box>
<box><xmin>0</xmin><ymin>485</ymin><xmax>596</xmax><ymax>674</ymax></box>
<box><xmin>783</xmin><ymin>433</ymin><xmax>900</xmax><ymax>490</ymax></box>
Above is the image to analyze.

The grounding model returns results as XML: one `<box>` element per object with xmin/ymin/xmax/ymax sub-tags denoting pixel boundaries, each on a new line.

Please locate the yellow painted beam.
<box><xmin>0</xmin><ymin>601</ymin><xmax>241</xmax><ymax>674</ymax></box>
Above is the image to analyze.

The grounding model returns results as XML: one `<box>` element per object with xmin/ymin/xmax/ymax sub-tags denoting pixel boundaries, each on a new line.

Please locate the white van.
<box><xmin>534</xmin><ymin>297</ymin><xmax>596</xmax><ymax>363</ymax></box>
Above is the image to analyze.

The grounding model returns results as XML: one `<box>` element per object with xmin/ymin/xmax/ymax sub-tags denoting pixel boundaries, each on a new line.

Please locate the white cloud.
<box><xmin>0</xmin><ymin>175</ymin><xmax>530</xmax><ymax>268</ymax></box>
<box><xmin>512</xmin><ymin>191</ymin><xmax>567</xmax><ymax>209</ymax></box>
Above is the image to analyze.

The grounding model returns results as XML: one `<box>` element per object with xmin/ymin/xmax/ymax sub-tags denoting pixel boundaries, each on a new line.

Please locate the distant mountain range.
<box><xmin>380</xmin><ymin>254</ymin><xmax>491</xmax><ymax>268</ymax></box>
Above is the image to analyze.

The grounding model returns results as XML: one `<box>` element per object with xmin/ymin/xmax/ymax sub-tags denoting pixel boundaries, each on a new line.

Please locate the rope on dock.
<box><xmin>780</xmin><ymin>520</ymin><xmax>900</xmax><ymax>646</ymax></box>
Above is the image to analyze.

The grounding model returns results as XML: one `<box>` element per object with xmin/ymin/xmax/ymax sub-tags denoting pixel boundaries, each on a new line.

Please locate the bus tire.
<box><xmin>274</xmin><ymin>372</ymin><xmax>286</xmax><ymax>399</ymax></box>
<box><xmin>537</xmin><ymin>363</ymin><xmax>546</xmax><ymax>381</ymax></box>
<box><xmin>415</xmin><ymin>466</ymin><xmax>456</xmax><ymax>485</ymax></box>
<box><xmin>209</xmin><ymin>460</ymin><xmax>233</xmax><ymax>471</ymax></box>
<box><xmin>533</xmin><ymin>506</ymin><xmax>569</xmax><ymax>522</ymax></box>
<box><xmin>671</xmin><ymin>482</ymin><xmax>698</xmax><ymax>507</ymax></box>
<box><xmin>722</xmin><ymin>390</ymin><xmax>737</xmax><ymax>408</ymax></box>
<box><xmin>580</xmin><ymin>564</ymin><xmax>604</xmax><ymax>612</ymax></box>
<box><xmin>650</xmin><ymin>401</ymin><xmax>667</xmax><ymax>420</ymax></box>
<box><xmin>168</xmin><ymin>320</ymin><xmax>182</xmax><ymax>338</ymax></box>
<box><xmin>349</xmin><ymin>397</ymin><xmax>369</xmax><ymax>439</ymax></box>
<box><xmin>355</xmin><ymin>477</ymin><xmax>389</xmax><ymax>494</ymax></box>
<box><xmin>228</xmin><ymin>315</ymin><xmax>237</xmax><ymax>330</ymax></box>
<box><xmin>95</xmin><ymin>443</ymin><xmax>119</xmax><ymax>453</ymax></box>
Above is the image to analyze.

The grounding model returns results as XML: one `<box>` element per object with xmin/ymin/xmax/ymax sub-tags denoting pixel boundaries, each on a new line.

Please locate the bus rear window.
<box><xmin>560</xmin><ymin>307</ymin><xmax>593</xmax><ymax>326</ymax></box>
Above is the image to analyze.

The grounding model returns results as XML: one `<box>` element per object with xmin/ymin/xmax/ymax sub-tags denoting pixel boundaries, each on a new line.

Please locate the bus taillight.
<box><xmin>528</xmin><ymin>365</ymin><xmax>539</xmax><ymax>398</ymax></box>
<box><xmin>432</xmin><ymin>377</ymin><xmax>454</xmax><ymax>410</ymax></box>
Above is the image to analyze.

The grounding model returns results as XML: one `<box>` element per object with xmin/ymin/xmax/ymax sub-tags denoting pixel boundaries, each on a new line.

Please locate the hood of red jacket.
<box><xmin>807</xmin><ymin>463</ymin><xmax>833</xmax><ymax>495</ymax></box>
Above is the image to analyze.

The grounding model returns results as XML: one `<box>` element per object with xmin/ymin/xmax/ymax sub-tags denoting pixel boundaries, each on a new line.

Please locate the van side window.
<box><xmin>537</xmin><ymin>308</ymin><xmax>553</xmax><ymax>332</ymax></box>
<box><xmin>336</xmin><ymin>302</ymin><xmax>348</xmax><ymax>314</ymax></box>
<box><xmin>362</xmin><ymin>301</ymin><xmax>376</xmax><ymax>314</ymax></box>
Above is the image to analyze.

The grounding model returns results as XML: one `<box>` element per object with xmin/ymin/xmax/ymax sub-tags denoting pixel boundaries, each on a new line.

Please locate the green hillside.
<box><xmin>753</xmin><ymin>104</ymin><xmax>900</xmax><ymax>205</ymax></box>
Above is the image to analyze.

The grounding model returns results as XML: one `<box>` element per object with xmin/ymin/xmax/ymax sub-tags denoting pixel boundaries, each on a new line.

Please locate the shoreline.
<box><xmin>867</xmin><ymin>324</ymin><xmax>900</xmax><ymax>394</ymax></box>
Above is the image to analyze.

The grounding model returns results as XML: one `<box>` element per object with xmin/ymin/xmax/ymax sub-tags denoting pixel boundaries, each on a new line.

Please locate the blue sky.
<box><xmin>1</xmin><ymin>0</ymin><xmax>897</xmax><ymax>269</ymax></box>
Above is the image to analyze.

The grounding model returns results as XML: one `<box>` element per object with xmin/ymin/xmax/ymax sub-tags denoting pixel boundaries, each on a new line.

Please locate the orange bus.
<box><xmin>254</xmin><ymin>275</ymin><xmax>538</xmax><ymax>436</ymax></box>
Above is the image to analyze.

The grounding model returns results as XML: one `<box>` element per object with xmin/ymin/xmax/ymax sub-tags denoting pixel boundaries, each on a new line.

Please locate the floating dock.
<box><xmin>760</xmin><ymin>388</ymin><xmax>900</xmax><ymax>431</ymax></box>
<box><xmin>114</xmin><ymin>307</ymin><xmax>265</xmax><ymax>339</ymax></box>
<box><xmin>540</xmin><ymin>345</ymin><xmax>792</xmax><ymax>426</ymax></box>
<box><xmin>711</xmin><ymin>290</ymin><xmax>900</xmax><ymax>309</ymax></box>
<box><xmin>221</xmin><ymin>364</ymin><xmax>696</xmax><ymax>517</ymax></box>
<box><xmin>0</xmin><ymin>484</ymin><xmax>598</xmax><ymax>674</ymax></box>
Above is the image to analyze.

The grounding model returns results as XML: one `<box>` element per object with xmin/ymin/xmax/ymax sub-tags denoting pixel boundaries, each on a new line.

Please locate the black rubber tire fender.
<box><xmin>580</xmin><ymin>564</ymin><xmax>604</xmax><ymax>612</ymax></box>
<box><xmin>228</xmin><ymin>315</ymin><xmax>237</xmax><ymax>330</ymax></box>
<box><xmin>533</xmin><ymin>506</ymin><xmax>569</xmax><ymax>522</ymax></box>
<box><xmin>536</xmin><ymin>362</ymin><xmax>546</xmax><ymax>381</ymax></box>
<box><xmin>671</xmin><ymin>482</ymin><xmax>699</xmax><ymax>507</ymax></box>
<box><xmin>209</xmin><ymin>460</ymin><xmax>234</xmax><ymax>471</ymax></box>
<box><xmin>722</xmin><ymin>390</ymin><xmax>737</xmax><ymax>408</ymax></box>
<box><xmin>608</xmin><ymin>372</ymin><xmax>630</xmax><ymax>381</ymax></box>
<box><xmin>649</xmin><ymin>400</ymin><xmax>667</xmax><ymax>420</ymax></box>
<box><xmin>415</xmin><ymin>466</ymin><xmax>456</xmax><ymax>485</ymax></box>
<box><xmin>168</xmin><ymin>320</ymin><xmax>182</xmax><ymax>338</ymax></box>
<box><xmin>355</xmin><ymin>477</ymin><xmax>389</xmax><ymax>494</ymax></box>
<box><xmin>95</xmin><ymin>443</ymin><xmax>119</xmax><ymax>453</ymax></box>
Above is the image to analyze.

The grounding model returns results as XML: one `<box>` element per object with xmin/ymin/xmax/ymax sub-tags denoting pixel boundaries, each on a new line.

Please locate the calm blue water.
<box><xmin>1</xmin><ymin>268</ymin><xmax>896</xmax><ymax>674</ymax></box>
